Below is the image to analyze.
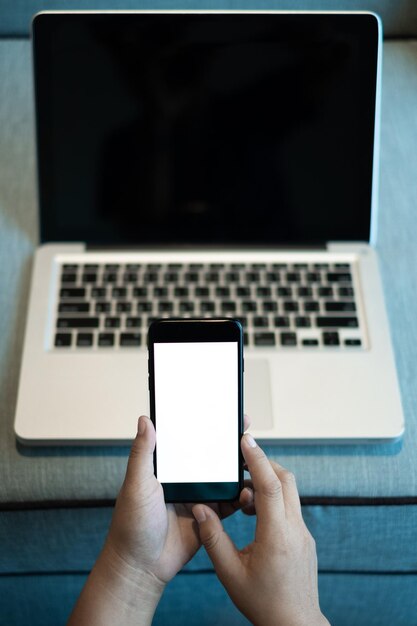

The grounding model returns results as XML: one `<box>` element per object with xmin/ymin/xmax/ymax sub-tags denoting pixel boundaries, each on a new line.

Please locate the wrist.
<box><xmin>94</xmin><ymin>541</ymin><xmax>165</xmax><ymax>622</ymax></box>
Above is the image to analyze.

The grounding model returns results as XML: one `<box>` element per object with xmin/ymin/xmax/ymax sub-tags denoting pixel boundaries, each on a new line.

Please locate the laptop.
<box><xmin>15</xmin><ymin>10</ymin><xmax>404</xmax><ymax>445</ymax></box>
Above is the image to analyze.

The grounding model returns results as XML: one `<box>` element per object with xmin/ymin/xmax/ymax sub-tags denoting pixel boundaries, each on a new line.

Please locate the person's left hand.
<box><xmin>103</xmin><ymin>414</ymin><xmax>254</xmax><ymax>586</ymax></box>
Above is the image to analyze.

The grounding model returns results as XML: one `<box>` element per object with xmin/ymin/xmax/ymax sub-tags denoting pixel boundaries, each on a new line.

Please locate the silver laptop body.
<box><xmin>15</xmin><ymin>10</ymin><xmax>404</xmax><ymax>444</ymax></box>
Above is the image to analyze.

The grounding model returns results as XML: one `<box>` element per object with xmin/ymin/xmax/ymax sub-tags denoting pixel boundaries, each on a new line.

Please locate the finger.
<box><xmin>270</xmin><ymin>460</ymin><xmax>302</xmax><ymax>519</ymax></box>
<box><xmin>192</xmin><ymin>504</ymin><xmax>241</xmax><ymax>584</ymax></box>
<box><xmin>241</xmin><ymin>434</ymin><xmax>286</xmax><ymax>538</ymax></box>
<box><xmin>124</xmin><ymin>415</ymin><xmax>156</xmax><ymax>486</ymax></box>
<box><xmin>243</xmin><ymin>413</ymin><xmax>251</xmax><ymax>432</ymax></box>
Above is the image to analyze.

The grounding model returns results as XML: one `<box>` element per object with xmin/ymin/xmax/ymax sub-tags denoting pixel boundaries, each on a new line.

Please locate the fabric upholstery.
<box><xmin>1</xmin><ymin>0</ymin><xmax>417</xmax><ymax>38</ymax></box>
<box><xmin>1</xmin><ymin>40</ymin><xmax>417</xmax><ymax>505</ymax></box>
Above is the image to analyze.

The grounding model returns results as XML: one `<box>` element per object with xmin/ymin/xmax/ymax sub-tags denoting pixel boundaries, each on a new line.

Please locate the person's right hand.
<box><xmin>192</xmin><ymin>434</ymin><xmax>329</xmax><ymax>626</ymax></box>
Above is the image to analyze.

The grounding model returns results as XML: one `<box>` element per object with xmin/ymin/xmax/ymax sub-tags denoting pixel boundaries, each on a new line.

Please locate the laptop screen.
<box><xmin>33</xmin><ymin>12</ymin><xmax>378</xmax><ymax>246</ymax></box>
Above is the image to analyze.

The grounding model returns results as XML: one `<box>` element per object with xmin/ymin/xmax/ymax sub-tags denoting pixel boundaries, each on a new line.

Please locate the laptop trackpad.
<box><xmin>244</xmin><ymin>359</ymin><xmax>273</xmax><ymax>430</ymax></box>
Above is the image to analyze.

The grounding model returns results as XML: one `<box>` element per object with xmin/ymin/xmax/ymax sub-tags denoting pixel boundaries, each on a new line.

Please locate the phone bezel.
<box><xmin>148</xmin><ymin>318</ymin><xmax>244</xmax><ymax>503</ymax></box>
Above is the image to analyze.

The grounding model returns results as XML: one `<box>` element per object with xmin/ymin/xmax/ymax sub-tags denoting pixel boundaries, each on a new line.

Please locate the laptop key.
<box><xmin>112</xmin><ymin>287</ymin><xmax>127</xmax><ymax>298</ymax></box>
<box><xmin>195</xmin><ymin>286</ymin><xmax>209</xmax><ymax>297</ymax></box>
<box><xmin>339</xmin><ymin>286</ymin><xmax>354</xmax><ymax>297</ymax></box>
<box><xmin>164</xmin><ymin>272</ymin><xmax>179</xmax><ymax>283</ymax></box>
<box><xmin>306</xmin><ymin>272</ymin><xmax>321</xmax><ymax>283</ymax></box>
<box><xmin>179</xmin><ymin>301</ymin><xmax>194</xmax><ymax>312</ymax></box>
<box><xmin>91</xmin><ymin>287</ymin><xmax>107</xmax><ymax>298</ymax></box>
<box><xmin>242</xmin><ymin>301</ymin><xmax>257</xmax><ymax>312</ymax></box>
<box><xmin>253</xmin><ymin>316</ymin><xmax>269</xmax><ymax>328</ymax></box>
<box><xmin>159</xmin><ymin>301</ymin><xmax>174</xmax><ymax>313</ymax></box>
<box><xmin>184</xmin><ymin>272</ymin><xmax>199</xmax><ymax>283</ymax></box>
<box><xmin>61</xmin><ymin>273</ymin><xmax>77</xmax><ymax>283</ymax></box>
<box><xmin>98</xmin><ymin>333</ymin><xmax>114</xmax><ymax>347</ymax></box>
<box><xmin>257</xmin><ymin>286</ymin><xmax>271</xmax><ymax>297</ymax></box>
<box><xmin>123</xmin><ymin>272</ymin><xmax>138</xmax><ymax>283</ymax></box>
<box><xmin>201</xmin><ymin>301</ymin><xmax>215</xmax><ymax>313</ymax></box>
<box><xmin>57</xmin><ymin>317</ymin><xmax>99</xmax><ymax>329</ymax></box>
<box><xmin>277</xmin><ymin>286</ymin><xmax>292</xmax><ymax>297</ymax></box>
<box><xmin>216</xmin><ymin>287</ymin><xmax>230</xmax><ymax>297</ymax></box>
<box><xmin>237</xmin><ymin>286</ymin><xmax>251</xmax><ymax>297</ymax></box>
<box><xmin>283</xmin><ymin>301</ymin><xmax>299</xmax><ymax>312</ymax></box>
<box><xmin>327</xmin><ymin>272</ymin><xmax>352</xmax><ymax>283</ymax></box>
<box><xmin>254</xmin><ymin>332</ymin><xmax>276</xmax><ymax>346</ymax></box>
<box><xmin>117</xmin><ymin>302</ymin><xmax>132</xmax><ymax>313</ymax></box>
<box><xmin>304</xmin><ymin>301</ymin><xmax>320</xmax><ymax>312</ymax></box>
<box><xmin>262</xmin><ymin>301</ymin><xmax>278</xmax><ymax>312</ymax></box>
<box><xmin>246</xmin><ymin>272</ymin><xmax>260</xmax><ymax>282</ymax></box>
<box><xmin>274</xmin><ymin>316</ymin><xmax>290</xmax><ymax>327</ymax></box>
<box><xmin>302</xmin><ymin>338</ymin><xmax>319</xmax><ymax>347</ymax></box>
<box><xmin>60</xmin><ymin>287</ymin><xmax>86</xmax><ymax>298</ymax></box>
<box><xmin>126</xmin><ymin>317</ymin><xmax>142</xmax><ymax>328</ymax></box>
<box><xmin>76</xmin><ymin>333</ymin><xmax>93</xmax><ymax>347</ymax></box>
<box><xmin>316</xmin><ymin>316</ymin><xmax>358</xmax><ymax>328</ymax></box>
<box><xmin>55</xmin><ymin>333</ymin><xmax>72</xmax><ymax>347</ymax></box>
<box><xmin>105</xmin><ymin>264</ymin><xmax>120</xmax><ymax>271</ymax></box>
<box><xmin>175</xmin><ymin>286</ymin><xmax>189</xmax><ymax>297</ymax></box>
<box><xmin>318</xmin><ymin>286</ymin><xmax>333</xmax><ymax>297</ymax></box>
<box><xmin>280</xmin><ymin>332</ymin><xmax>297</xmax><ymax>346</ymax></box>
<box><xmin>120</xmin><ymin>333</ymin><xmax>141</xmax><ymax>347</ymax></box>
<box><xmin>295</xmin><ymin>316</ymin><xmax>311</xmax><ymax>328</ymax></box>
<box><xmin>154</xmin><ymin>286</ymin><xmax>168</xmax><ymax>297</ymax></box>
<box><xmin>286</xmin><ymin>272</ymin><xmax>300</xmax><ymax>283</ymax></box>
<box><xmin>133</xmin><ymin>287</ymin><xmax>148</xmax><ymax>297</ymax></box>
<box><xmin>103</xmin><ymin>273</ymin><xmax>118</xmax><ymax>283</ymax></box>
<box><xmin>58</xmin><ymin>302</ymin><xmax>90</xmax><ymax>313</ymax></box>
<box><xmin>325</xmin><ymin>301</ymin><xmax>356</xmax><ymax>312</ymax></box>
<box><xmin>62</xmin><ymin>264</ymin><xmax>78</xmax><ymax>271</ymax></box>
<box><xmin>95</xmin><ymin>301</ymin><xmax>111</xmax><ymax>313</ymax></box>
<box><xmin>298</xmin><ymin>286</ymin><xmax>313</xmax><ymax>297</ymax></box>
<box><xmin>204</xmin><ymin>272</ymin><xmax>219</xmax><ymax>283</ymax></box>
<box><xmin>82</xmin><ymin>273</ymin><xmax>97</xmax><ymax>283</ymax></box>
<box><xmin>144</xmin><ymin>272</ymin><xmax>159</xmax><ymax>283</ymax></box>
<box><xmin>266</xmin><ymin>272</ymin><xmax>280</xmax><ymax>282</ymax></box>
<box><xmin>221</xmin><ymin>301</ymin><xmax>236</xmax><ymax>313</ymax></box>
<box><xmin>323</xmin><ymin>331</ymin><xmax>340</xmax><ymax>346</ymax></box>
<box><xmin>345</xmin><ymin>338</ymin><xmax>362</xmax><ymax>347</ymax></box>
<box><xmin>105</xmin><ymin>317</ymin><xmax>121</xmax><ymax>328</ymax></box>
<box><xmin>137</xmin><ymin>302</ymin><xmax>152</xmax><ymax>313</ymax></box>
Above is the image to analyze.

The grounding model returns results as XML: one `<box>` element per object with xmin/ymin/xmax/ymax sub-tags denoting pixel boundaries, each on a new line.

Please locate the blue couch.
<box><xmin>1</xmin><ymin>2</ymin><xmax>417</xmax><ymax>624</ymax></box>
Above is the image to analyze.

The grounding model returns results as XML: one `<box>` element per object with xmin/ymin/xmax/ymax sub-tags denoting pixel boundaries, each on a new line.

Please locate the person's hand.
<box><xmin>192</xmin><ymin>434</ymin><xmax>329</xmax><ymax>626</ymax></box>
<box><xmin>104</xmin><ymin>414</ymin><xmax>254</xmax><ymax>584</ymax></box>
<box><xmin>68</xmin><ymin>415</ymin><xmax>254</xmax><ymax>626</ymax></box>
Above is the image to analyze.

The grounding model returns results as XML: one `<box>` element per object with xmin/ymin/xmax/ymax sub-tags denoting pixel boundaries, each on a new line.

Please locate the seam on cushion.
<box><xmin>2</xmin><ymin>497</ymin><xmax>417</xmax><ymax>511</ymax></box>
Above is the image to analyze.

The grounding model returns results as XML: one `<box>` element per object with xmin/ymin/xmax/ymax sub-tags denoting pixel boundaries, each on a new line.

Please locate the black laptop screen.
<box><xmin>33</xmin><ymin>12</ymin><xmax>378</xmax><ymax>246</ymax></box>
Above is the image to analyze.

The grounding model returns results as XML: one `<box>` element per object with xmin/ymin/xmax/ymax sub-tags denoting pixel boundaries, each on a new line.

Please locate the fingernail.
<box><xmin>138</xmin><ymin>416</ymin><xmax>146</xmax><ymax>436</ymax></box>
<box><xmin>193</xmin><ymin>506</ymin><xmax>207</xmax><ymax>524</ymax></box>
<box><xmin>244</xmin><ymin>433</ymin><xmax>257</xmax><ymax>448</ymax></box>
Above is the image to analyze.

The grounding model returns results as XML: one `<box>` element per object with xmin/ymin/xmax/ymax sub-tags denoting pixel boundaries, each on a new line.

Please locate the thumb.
<box><xmin>192</xmin><ymin>505</ymin><xmax>241</xmax><ymax>582</ymax></box>
<box><xmin>124</xmin><ymin>415</ymin><xmax>156</xmax><ymax>486</ymax></box>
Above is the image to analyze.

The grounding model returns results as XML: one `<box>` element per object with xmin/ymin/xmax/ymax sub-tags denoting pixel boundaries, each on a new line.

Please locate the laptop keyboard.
<box><xmin>54</xmin><ymin>261</ymin><xmax>363</xmax><ymax>350</ymax></box>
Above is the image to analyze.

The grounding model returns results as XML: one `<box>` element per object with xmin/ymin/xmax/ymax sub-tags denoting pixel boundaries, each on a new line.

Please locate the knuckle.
<box><xmin>280</xmin><ymin>470</ymin><xmax>296</xmax><ymax>485</ymax></box>
<box><xmin>260</xmin><ymin>477</ymin><xmax>282</xmax><ymax>499</ymax></box>
<box><xmin>203</xmin><ymin>529</ymin><xmax>221</xmax><ymax>553</ymax></box>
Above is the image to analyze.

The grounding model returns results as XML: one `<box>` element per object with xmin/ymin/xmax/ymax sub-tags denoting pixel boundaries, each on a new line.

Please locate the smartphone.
<box><xmin>148</xmin><ymin>318</ymin><xmax>244</xmax><ymax>503</ymax></box>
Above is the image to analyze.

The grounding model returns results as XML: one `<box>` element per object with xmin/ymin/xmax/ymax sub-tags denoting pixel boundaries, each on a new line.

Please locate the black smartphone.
<box><xmin>148</xmin><ymin>318</ymin><xmax>244</xmax><ymax>503</ymax></box>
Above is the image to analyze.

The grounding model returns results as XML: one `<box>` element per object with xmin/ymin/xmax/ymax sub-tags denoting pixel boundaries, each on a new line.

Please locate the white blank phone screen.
<box><xmin>154</xmin><ymin>341</ymin><xmax>238</xmax><ymax>483</ymax></box>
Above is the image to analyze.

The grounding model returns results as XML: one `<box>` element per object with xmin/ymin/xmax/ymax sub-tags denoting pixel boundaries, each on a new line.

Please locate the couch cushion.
<box><xmin>1</xmin><ymin>39</ymin><xmax>417</xmax><ymax>505</ymax></box>
<box><xmin>1</xmin><ymin>571</ymin><xmax>417</xmax><ymax>626</ymax></box>
<box><xmin>2</xmin><ymin>504</ymin><xmax>417</xmax><ymax>574</ymax></box>
<box><xmin>2</xmin><ymin>1</ymin><xmax>417</xmax><ymax>38</ymax></box>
